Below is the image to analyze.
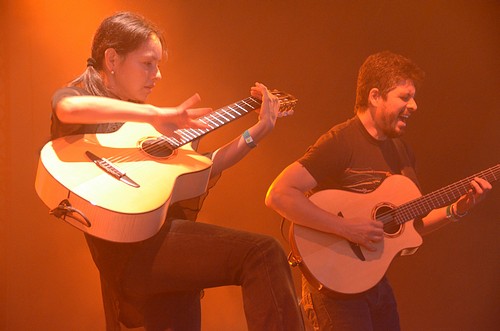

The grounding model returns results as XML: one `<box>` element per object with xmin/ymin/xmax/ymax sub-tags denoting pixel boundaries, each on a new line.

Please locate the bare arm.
<box><xmin>416</xmin><ymin>177</ymin><xmax>492</xmax><ymax>235</ymax></box>
<box><xmin>55</xmin><ymin>93</ymin><xmax>212</xmax><ymax>136</ymax></box>
<box><xmin>265</xmin><ymin>162</ymin><xmax>384</xmax><ymax>251</ymax></box>
<box><xmin>210</xmin><ymin>83</ymin><xmax>278</xmax><ymax>177</ymax></box>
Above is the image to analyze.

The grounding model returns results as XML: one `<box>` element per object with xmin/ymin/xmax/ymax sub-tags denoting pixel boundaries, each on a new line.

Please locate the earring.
<box><xmin>111</xmin><ymin>70</ymin><xmax>115</xmax><ymax>75</ymax></box>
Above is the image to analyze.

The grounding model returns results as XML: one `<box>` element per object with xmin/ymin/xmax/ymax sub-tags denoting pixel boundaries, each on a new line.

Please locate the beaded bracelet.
<box><xmin>445</xmin><ymin>204</ymin><xmax>458</xmax><ymax>222</ymax></box>
<box><xmin>451</xmin><ymin>203</ymin><xmax>468</xmax><ymax>218</ymax></box>
<box><xmin>446</xmin><ymin>203</ymin><xmax>467</xmax><ymax>222</ymax></box>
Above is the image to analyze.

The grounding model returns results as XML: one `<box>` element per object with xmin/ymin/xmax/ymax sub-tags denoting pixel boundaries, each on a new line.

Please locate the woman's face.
<box><xmin>109</xmin><ymin>33</ymin><xmax>163</xmax><ymax>103</ymax></box>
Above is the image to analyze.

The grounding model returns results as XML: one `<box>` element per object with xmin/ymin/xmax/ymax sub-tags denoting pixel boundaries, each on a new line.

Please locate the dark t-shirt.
<box><xmin>298</xmin><ymin>116</ymin><xmax>418</xmax><ymax>194</ymax></box>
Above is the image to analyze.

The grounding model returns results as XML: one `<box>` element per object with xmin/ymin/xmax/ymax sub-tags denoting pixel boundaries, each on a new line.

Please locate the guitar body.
<box><xmin>290</xmin><ymin>175</ymin><xmax>424</xmax><ymax>294</ymax></box>
<box><xmin>35</xmin><ymin>122</ymin><xmax>213</xmax><ymax>243</ymax></box>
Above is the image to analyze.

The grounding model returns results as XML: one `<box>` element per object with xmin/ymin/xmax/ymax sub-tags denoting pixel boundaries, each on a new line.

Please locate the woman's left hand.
<box><xmin>250</xmin><ymin>82</ymin><xmax>279</xmax><ymax>131</ymax></box>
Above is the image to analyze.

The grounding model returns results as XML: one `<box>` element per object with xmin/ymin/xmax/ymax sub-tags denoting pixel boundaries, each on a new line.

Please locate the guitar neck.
<box><xmin>159</xmin><ymin>96</ymin><xmax>262</xmax><ymax>149</ymax></box>
<box><xmin>396</xmin><ymin>164</ymin><xmax>499</xmax><ymax>223</ymax></box>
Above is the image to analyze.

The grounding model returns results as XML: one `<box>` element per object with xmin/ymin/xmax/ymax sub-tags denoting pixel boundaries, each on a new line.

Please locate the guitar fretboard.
<box><xmin>160</xmin><ymin>97</ymin><xmax>262</xmax><ymax>149</ymax></box>
<box><xmin>386</xmin><ymin>164</ymin><xmax>499</xmax><ymax>225</ymax></box>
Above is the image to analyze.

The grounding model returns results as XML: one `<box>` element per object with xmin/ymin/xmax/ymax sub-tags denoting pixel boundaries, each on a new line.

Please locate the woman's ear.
<box><xmin>104</xmin><ymin>48</ymin><xmax>118</xmax><ymax>73</ymax></box>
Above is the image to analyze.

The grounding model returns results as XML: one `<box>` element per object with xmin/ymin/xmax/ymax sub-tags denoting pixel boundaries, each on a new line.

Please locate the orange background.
<box><xmin>1</xmin><ymin>1</ymin><xmax>499</xmax><ymax>330</ymax></box>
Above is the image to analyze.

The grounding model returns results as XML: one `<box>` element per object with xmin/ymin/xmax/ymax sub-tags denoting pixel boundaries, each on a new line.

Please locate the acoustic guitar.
<box><xmin>35</xmin><ymin>90</ymin><xmax>297</xmax><ymax>242</ymax></box>
<box><xmin>290</xmin><ymin>165</ymin><xmax>499</xmax><ymax>294</ymax></box>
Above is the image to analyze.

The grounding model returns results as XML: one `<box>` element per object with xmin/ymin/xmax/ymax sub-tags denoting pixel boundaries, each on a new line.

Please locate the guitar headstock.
<box><xmin>271</xmin><ymin>89</ymin><xmax>297</xmax><ymax>117</ymax></box>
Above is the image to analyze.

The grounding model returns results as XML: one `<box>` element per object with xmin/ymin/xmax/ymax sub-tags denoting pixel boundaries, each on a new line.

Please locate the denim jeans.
<box><xmin>122</xmin><ymin>218</ymin><xmax>304</xmax><ymax>331</ymax></box>
<box><xmin>302</xmin><ymin>276</ymin><xmax>400</xmax><ymax>331</ymax></box>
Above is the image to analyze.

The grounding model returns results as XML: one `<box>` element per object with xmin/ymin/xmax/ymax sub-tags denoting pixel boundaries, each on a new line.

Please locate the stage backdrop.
<box><xmin>1</xmin><ymin>1</ymin><xmax>499</xmax><ymax>330</ymax></box>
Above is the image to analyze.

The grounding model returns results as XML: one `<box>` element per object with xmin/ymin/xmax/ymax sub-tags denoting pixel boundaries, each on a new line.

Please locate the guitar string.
<box><xmin>118</xmin><ymin>94</ymin><xmax>296</xmax><ymax>160</ymax></box>
<box><xmin>108</xmin><ymin>95</ymin><xmax>297</xmax><ymax>164</ymax></box>
<box><xmin>398</xmin><ymin>167</ymin><xmax>499</xmax><ymax>222</ymax></box>
<box><xmin>138</xmin><ymin>98</ymin><xmax>264</xmax><ymax>158</ymax></box>
<box><xmin>380</xmin><ymin>167</ymin><xmax>499</xmax><ymax>226</ymax></box>
<box><xmin>376</xmin><ymin>166</ymin><xmax>499</xmax><ymax>229</ymax></box>
<box><xmin>103</xmin><ymin>97</ymin><xmax>261</xmax><ymax>166</ymax></box>
<box><xmin>88</xmin><ymin>95</ymin><xmax>296</xmax><ymax>179</ymax></box>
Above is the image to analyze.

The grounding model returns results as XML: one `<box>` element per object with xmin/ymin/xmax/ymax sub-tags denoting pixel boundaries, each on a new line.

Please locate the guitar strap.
<box><xmin>393</xmin><ymin>139</ymin><xmax>420</xmax><ymax>190</ymax></box>
<box><xmin>393</xmin><ymin>139</ymin><xmax>423</xmax><ymax>257</ymax></box>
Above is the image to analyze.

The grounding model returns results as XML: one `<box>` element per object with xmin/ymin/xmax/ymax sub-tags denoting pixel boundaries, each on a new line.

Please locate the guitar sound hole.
<box><xmin>140</xmin><ymin>138</ymin><xmax>174</xmax><ymax>158</ymax></box>
<box><xmin>375</xmin><ymin>205</ymin><xmax>401</xmax><ymax>236</ymax></box>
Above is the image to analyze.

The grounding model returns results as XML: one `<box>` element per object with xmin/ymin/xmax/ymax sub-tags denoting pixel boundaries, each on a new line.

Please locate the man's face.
<box><xmin>375</xmin><ymin>80</ymin><xmax>417</xmax><ymax>139</ymax></box>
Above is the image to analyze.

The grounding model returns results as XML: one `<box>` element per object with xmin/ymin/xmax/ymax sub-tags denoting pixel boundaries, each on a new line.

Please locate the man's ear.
<box><xmin>104</xmin><ymin>48</ymin><xmax>118</xmax><ymax>73</ymax></box>
<box><xmin>368</xmin><ymin>88</ymin><xmax>381</xmax><ymax>107</ymax></box>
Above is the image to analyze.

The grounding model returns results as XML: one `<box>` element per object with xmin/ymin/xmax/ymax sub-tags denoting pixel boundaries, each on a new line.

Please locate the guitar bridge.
<box><xmin>85</xmin><ymin>151</ymin><xmax>140</xmax><ymax>188</ymax></box>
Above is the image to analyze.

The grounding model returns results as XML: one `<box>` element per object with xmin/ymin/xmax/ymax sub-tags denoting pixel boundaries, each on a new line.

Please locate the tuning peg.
<box><xmin>278</xmin><ymin>109</ymin><xmax>295</xmax><ymax>118</ymax></box>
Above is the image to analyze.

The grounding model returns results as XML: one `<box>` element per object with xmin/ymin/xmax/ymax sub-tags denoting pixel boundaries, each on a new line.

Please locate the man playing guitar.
<box><xmin>265</xmin><ymin>51</ymin><xmax>492</xmax><ymax>331</ymax></box>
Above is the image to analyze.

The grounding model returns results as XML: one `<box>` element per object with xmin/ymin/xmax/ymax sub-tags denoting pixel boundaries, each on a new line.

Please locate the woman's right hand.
<box><xmin>153</xmin><ymin>93</ymin><xmax>212</xmax><ymax>136</ymax></box>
